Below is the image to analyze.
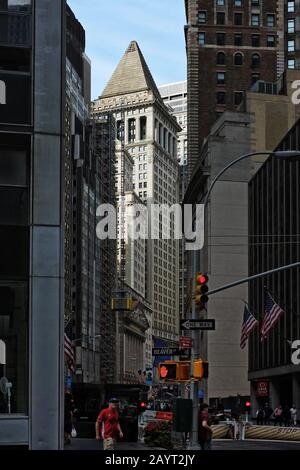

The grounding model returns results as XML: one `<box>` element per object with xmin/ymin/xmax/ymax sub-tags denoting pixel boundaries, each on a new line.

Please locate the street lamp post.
<box><xmin>188</xmin><ymin>149</ymin><xmax>300</xmax><ymax>448</ymax></box>
<box><xmin>204</xmin><ymin>150</ymin><xmax>300</xmax><ymax>208</ymax></box>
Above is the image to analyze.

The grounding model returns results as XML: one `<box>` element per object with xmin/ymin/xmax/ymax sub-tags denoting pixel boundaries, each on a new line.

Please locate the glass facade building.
<box><xmin>249</xmin><ymin>118</ymin><xmax>300</xmax><ymax>411</ymax></box>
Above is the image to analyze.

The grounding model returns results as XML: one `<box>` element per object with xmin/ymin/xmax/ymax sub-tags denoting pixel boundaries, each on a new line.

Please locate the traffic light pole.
<box><xmin>207</xmin><ymin>260</ymin><xmax>300</xmax><ymax>297</ymax></box>
<box><xmin>188</xmin><ymin>256</ymin><xmax>199</xmax><ymax>449</ymax></box>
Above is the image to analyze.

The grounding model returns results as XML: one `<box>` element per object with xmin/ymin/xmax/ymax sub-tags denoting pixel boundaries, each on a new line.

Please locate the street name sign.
<box><xmin>180</xmin><ymin>319</ymin><xmax>215</xmax><ymax>331</ymax></box>
<box><xmin>152</xmin><ymin>347</ymin><xmax>191</xmax><ymax>357</ymax></box>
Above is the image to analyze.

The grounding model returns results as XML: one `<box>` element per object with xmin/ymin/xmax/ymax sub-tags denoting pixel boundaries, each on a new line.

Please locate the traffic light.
<box><xmin>138</xmin><ymin>400</ymin><xmax>147</xmax><ymax>413</ymax></box>
<box><xmin>177</xmin><ymin>361</ymin><xmax>190</xmax><ymax>380</ymax></box>
<box><xmin>158</xmin><ymin>361</ymin><xmax>177</xmax><ymax>380</ymax></box>
<box><xmin>193</xmin><ymin>359</ymin><xmax>209</xmax><ymax>380</ymax></box>
<box><xmin>245</xmin><ymin>401</ymin><xmax>251</xmax><ymax>414</ymax></box>
<box><xmin>195</xmin><ymin>273</ymin><xmax>209</xmax><ymax>310</ymax></box>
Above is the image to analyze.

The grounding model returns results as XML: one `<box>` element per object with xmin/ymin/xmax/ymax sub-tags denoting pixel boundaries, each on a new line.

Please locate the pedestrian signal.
<box><xmin>158</xmin><ymin>362</ymin><xmax>177</xmax><ymax>380</ymax></box>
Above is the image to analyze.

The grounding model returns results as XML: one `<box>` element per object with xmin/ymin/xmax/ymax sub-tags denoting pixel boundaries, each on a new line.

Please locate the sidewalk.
<box><xmin>65</xmin><ymin>439</ymin><xmax>164</xmax><ymax>450</ymax></box>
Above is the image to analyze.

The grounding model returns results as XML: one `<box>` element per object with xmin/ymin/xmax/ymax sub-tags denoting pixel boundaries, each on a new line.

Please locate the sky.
<box><xmin>68</xmin><ymin>0</ymin><xmax>187</xmax><ymax>100</ymax></box>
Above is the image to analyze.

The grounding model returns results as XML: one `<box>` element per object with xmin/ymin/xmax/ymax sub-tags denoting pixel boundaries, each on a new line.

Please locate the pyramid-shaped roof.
<box><xmin>101</xmin><ymin>41</ymin><xmax>162</xmax><ymax>100</ymax></box>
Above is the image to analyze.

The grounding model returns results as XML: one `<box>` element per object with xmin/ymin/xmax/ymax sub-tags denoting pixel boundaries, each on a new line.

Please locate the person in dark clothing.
<box><xmin>283</xmin><ymin>406</ymin><xmax>291</xmax><ymax>427</ymax></box>
<box><xmin>256</xmin><ymin>408</ymin><xmax>265</xmax><ymax>425</ymax></box>
<box><xmin>273</xmin><ymin>406</ymin><xmax>283</xmax><ymax>426</ymax></box>
<box><xmin>198</xmin><ymin>403</ymin><xmax>213</xmax><ymax>450</ymax></box>
<box><xmin>64</xmin><ymin>390</ymin><xmax>75</xmax><ymax>445</ymax></box>
<box><xmin>263</xmin><ymin>403</ymin><xmax>273</xmax><ymax>425</ymax></box>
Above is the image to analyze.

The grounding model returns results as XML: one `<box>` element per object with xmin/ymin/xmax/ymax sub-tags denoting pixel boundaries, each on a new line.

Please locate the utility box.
<box><xmin>173</xmin><ymin>398</ymin><xmax>193</xmax><ymax>432</ymax></box>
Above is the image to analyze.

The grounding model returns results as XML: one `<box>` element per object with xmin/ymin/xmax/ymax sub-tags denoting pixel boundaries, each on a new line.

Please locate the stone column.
<box><xmin>30</xmin><ymin>0</ymin><xmax>65</xmax><ymax>450</ymax></box>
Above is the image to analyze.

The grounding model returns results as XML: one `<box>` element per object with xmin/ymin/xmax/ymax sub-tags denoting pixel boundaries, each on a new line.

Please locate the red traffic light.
<box><xmin>245</xmin><ymin>401</ymin><xmax>251</xmax><ymax>407</ymax></box>
<box><xmin>196</xmin><ymin>274</ymin><xmax>209</xmax><ymax>284</ymax></box>
<box><xmin>140</xmin><ymin>402</ymin><xmax>146</xmax><ymax>408</ymax></box>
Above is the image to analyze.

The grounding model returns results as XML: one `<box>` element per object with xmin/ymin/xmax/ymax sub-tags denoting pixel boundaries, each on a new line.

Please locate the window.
<box><xmin>216</xmin><ymin>51</ymin><xmax>226</xmax><ymax>65</ymax></box>
<box><xmin>217</xmin><ymin>0</ymin><xmax>225</xmax><ymax>5</ymax></box>
<box><xmin>234</xmin><ymin>52</ymin><xmax>243</xmax><ymax>66</ymax></box>
<box><xmin>128</xmin><ymin>118</ymin><xmax>135</xmax><ymax>143</ymax></box>
<box><xmin>234</xmin><ymin>0</ymin><xmax>242</xmax><ymax>5</ymax></box>
<box><xmin>251</xmin><ymin>0</ymin><xmax>259</xmax><ymax>5</ymax></box>
<box><xmin>251</xmin><ymin>53</ymin><xmax>261</xmax><ymax>68</ymax></box>
<box><xmin>288</xmin><ymin>19</ymin><xmax>295</xmax><ymax>33</ymax></box>
<box><xmin>234</xmin><ymin>91</ymin><xmax>244</xmax><ymax>106</ymax></box>
<box><xmin>198</xmin><ymin>11</ymin><xmax>206</xmax><ymax>24</ymax></box>
<box><xmin>251</xmin><ymin>14</ymin><xmax>260</xmax><ymax>26</ymax></box>
<box><xmin>234</xmin><ymin>13</ymin><xmax>243</xmax><ymax>25</ymax></box>
<box><xmin>267</xmin><ymin>14</ymin><xmax>275</xmax><ymax>28</ymax></box>
<box><xmin>216</xmin><ymin>91</ymin><xmax>226</xmax><ymax>104</ymax></box>
<box><xmin>0</xmin><ymin>0</ymin><xmax>31</xmax><ymax>11</ymax></box>
<box><xmin>140</xmin><ymin>116</ymin><xmax>147</xmax><ymax>140</ymax></box>
<box><xmin>217</xmin><ymin>72</ymin><xmax>225</xmax><ymax>84</ymax></box>
<box><xmin>288</xmin><ymin>1</ymin><xmax>295</xmax><ymax>13</ymax></box>
<box><xmin>234</xmin><ymin>33</ymin><xmax>243</xmax><ymax>46</ymax></box>
<box><xmin>288</xmin><ymin>58</ymin><xmax>295</xmax><ymax>69</ymax></box>
<box><xmin>251</xmin><ymin>73</ymin><xmax>260</xmax><ymax>84</ymax></box>
<box><xmin>198</xmin><ymin>32</ymin><xmax>205</xmax><ymax>46</ymax></box>
<box><xmin>217</xmin><ymin>12</ymin><xmax>225</xmax><ymax>24</ymax></box>
<box><xmin>288</xmin><ymin>39</ymin><xmax>295</xmax><ymax>52</ymax></box>
<box><xmin>0</xmin><ymin>283</ymin><xmax>28</xmax><ymax>414</ymax></box>
<box><xmin>252</xmin><ymin>34</ymin><xmax>260</xmax><ymax>47</ymax></box>
<box><xmin>267</xmin><ymin>35</ymin><xmax>275</xmax><ymax>47</ymax></box>
<box><xmin>216</xmin><ymin>33</ymin><xmax>226</xmax><ymax>45</ymax></box>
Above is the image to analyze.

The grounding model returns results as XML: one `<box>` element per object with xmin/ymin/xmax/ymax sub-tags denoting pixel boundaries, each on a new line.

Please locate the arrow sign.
<box><xmin>152</xmin><ymin>347</ymin><xmax>191</xmax><ymax>357</ymax></box>
<box><xmin>180</xmin><ymin>319</ymin><xmax>215</xmax><ymax>331</ymax></box>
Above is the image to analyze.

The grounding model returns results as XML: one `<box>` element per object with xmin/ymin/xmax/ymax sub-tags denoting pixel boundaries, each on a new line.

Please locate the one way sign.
<box><xmin>180</xmin><ymin>319</ymin><xmax>215</xmax><ymax>331</ymax></box>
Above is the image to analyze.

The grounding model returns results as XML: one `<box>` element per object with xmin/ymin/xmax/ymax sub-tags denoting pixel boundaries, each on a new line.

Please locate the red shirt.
<box><xmin>198</xmin><ymin>410</ymin><xmax>212</xmax><ymax>442</ymax></box>
<box><xmin>97</xmin><ymin>408</ymin><xmax>120</xmax><ymax>439</ymax></box>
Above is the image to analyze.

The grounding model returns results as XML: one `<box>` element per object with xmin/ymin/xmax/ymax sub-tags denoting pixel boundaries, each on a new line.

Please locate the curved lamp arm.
<box><xmin>203</xmin><ymin>151</ymin><xmax>271</xmax><ymax>208</ymax></box>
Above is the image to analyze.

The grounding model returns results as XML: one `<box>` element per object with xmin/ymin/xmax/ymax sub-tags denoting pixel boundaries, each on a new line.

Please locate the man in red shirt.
<box><xmin>95</xmin><ymin>398</ymin><xmax>123</xmax><ymax>450</ymax></box>
<box><xmin>198</xmin><ymin>403</ymin><xmax>213</xmax><ymax>450</ymax></box>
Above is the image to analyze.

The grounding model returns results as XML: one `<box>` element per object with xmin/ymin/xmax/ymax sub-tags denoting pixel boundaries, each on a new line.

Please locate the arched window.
<box><xmin>252</xmin><ymin>53</ymin><xmax>261</xmax><ymax>68</ymax></box>
<box><xmin>217</xmin><ymin>52</ymin><xmax>226</xmax><ymax>65</ymax></box>
<box><xmin>234</xmin><ymin>53</ymin><xmax>243</xmax><ymax>66</ymax></box>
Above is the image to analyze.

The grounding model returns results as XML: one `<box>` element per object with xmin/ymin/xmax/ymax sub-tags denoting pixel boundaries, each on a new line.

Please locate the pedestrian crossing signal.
<box><xmin>158</xmin><ymin>362</ymin><xmax>177</xmax><ymax>380</ymax></box>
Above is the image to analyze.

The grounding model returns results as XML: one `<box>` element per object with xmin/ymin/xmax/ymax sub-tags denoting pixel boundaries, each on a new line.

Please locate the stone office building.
<box><xmin>0</xmin><ymin>0</ymin><xmax>65</xmax><ymax>449</ymax></box>
<box><xmin>92</xmin><ymin>41</ymin><xmax>181</xmax><ymax>356</ymax></box>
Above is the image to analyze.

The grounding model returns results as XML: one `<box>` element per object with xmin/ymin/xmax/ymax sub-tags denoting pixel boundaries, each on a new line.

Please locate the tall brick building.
<box><xmin>185</xmin><ymin>0</ymin><xmax>281</xmax><ymax>175</ymax></box>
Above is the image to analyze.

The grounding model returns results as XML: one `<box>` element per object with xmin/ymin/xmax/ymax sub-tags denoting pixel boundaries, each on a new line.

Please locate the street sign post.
<box><xmin>180</xmin><ymin>319</ymin><xmax>215</xmax><ymax>331</ymax></box>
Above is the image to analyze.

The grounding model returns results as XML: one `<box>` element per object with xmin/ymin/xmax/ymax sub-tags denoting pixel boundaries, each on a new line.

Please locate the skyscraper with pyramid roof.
<box><xmin>92</xmin><ymin>41</ymin><xmax>181</xmax><ymax>376</ymax></box>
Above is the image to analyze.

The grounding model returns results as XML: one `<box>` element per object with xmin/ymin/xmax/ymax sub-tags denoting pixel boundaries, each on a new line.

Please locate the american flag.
<box><xmin>64</xmin><ymin>322</ymin><xmax>75</xmax><ymax>372</ymax></box>
<box><xmin>240</xmin><ymin>304</ymin><xmax>258</xmax><ymax>349</ymax></box>
<box><xmin>261</xmin><ymin>291</ymin><xmax>284</xmax><ymax>341</ymax></box>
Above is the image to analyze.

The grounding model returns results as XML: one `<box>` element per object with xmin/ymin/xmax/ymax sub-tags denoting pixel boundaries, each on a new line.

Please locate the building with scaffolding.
<box><xmin>92</xmin><ymin>41</ymin><xmax>181</xmax><ymax>379</ymax></box>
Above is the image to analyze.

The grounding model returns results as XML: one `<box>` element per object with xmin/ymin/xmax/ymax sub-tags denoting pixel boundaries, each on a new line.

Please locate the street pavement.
<box><xmin>66</xmin><ymin>438</ymin><xmax>300</xmax><ymax>451</ymax></box>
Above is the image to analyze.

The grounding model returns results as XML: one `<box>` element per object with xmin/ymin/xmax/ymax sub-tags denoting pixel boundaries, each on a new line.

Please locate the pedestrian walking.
<box><xmin>256</xmin><ymin>408</ymin><xmax>265</xmax><ymax>425</ymax></box>
<box><xmin>198</xmin><ymin>403</ymin><xmax>213</xmax><ymax>450</ymax></box>
<box><xmin>273</xmin><ymin>405</ymin><xmax>283</xmax><ymax>426</ymax></box>
<box><xmin>95</xmin><ymin>398</ymin><xmax>123</xmax><ymax>450</ymax></box>
<box><xmin>64</xmin><ymin>390</ymin><xmax>76</xmax><ymax>445</ymax></box>
<box><xmin>263</xmin><ymin>403</ymin><xmax>273</xmax><ymax>425</ymax></box>
<box><xmin>290</xmin><ymin>404</ymin><xmax>297</xmax><ymax>426</ymax></box>
<box><xmin>283</xmin><ymin>406</ymin><xmax>291</xmax><ymax>427</ymax></box>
